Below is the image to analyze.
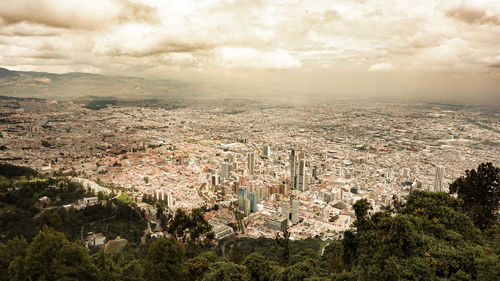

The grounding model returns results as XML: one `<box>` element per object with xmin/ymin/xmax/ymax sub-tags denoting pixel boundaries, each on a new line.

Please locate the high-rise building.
<box><xmin>434</xmin><ymin>165</ymin><xmax>444</xmax><ymax>192</ymax></box>
<box><xmin>263</xmin><ymin>145</ymin><xmax>271</xmax><ymax>157</ymax></box>
<box><xmin>279</xmin><ymin>184</ymin><xmax>289</xmax><ymax>197</ymax></box>
<box><xmin>290</xmin><ymin>150</ymin><xmax>297</xmax><ymax>190</ymax></box>
<box><xmin>291</xmin><ymin>199</ymin><xmax>299</xmax><ymax>224</ymax></box>
<box><xmin>312</xmin><ymin>166</ymin><xmax>318</xmax><ymax>180</ymax></box>
<box><xmin>257</xmin><ymin>186</ymin><xmax>268</xmax><ymax>201</ymax></box>
<box><xmin>154</xmin><ymin>189</ymin><xmax>166</xmax><ymax>201</ymax></box>
<box><xmin>247</xmin><ymin>152</ymin><xmax>255</xmax><ymax>175</ymax></box>
<box><xmin>238</xmin><ymin>188</ymin><xmax>247</xmax><ymax>209</ymax></box>
<box><xmin>244</xmin><ymin>198</ymin><xmax>251</xmax><ymax>216</ymax></box>
<box><xmin>281</xmin><ymin>201</ymin><xmax>290</xmax><ymax>221</ymax></box>
<box><xmin>167</xmin><ymin>191</ymin><xmax>173</xmax><ymax>208</ymax></box>
<box><xmin>220</xmin><ymin>162</ymin><xmax>230</xmax><ymax>179</ymax></box>
<box><xmin>298</xmin><ymin>159</ymin><xmax>307</xmax><ymax>191</ymax></box>
<box><xmin>211</xmin><ymin>174</ymin><xmax>219</xmax><ymax>186</ymax></box>
<box><xmin>267</xmin><ymin>215</ymin><xmax>288</xmax><ymax>231</ymax></box>
<box><xmin>402</xmin><ymin>168</ymin><xmax>410</xmax><ymax>178</ymax></box>
<box><xmin>249</xmin><ymin>192</ymin><xmax>258</xmax><ymax>212</ymax></box>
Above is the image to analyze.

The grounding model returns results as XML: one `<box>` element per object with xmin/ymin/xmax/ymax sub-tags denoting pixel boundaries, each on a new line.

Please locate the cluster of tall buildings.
<box><xmin>289</xmin><ymin>149</ymin><xmax>309</xmax><ymax>191</ymax></box>
<box><xmin>281</xmin><ymin>196</ymin><xmax>300</xmax><ymax>224</ymax></box>
<box><xmin>238</xmin><ymin>187</ymin><xmax>259</xmax><ymax>216</ymax></box>
<box><xmin>266</xmin><ymin>195</ymin><xmax>300</xmax><ymax>231</ymax></box>
<box><xmin>154</xmin><ymin>189</ymin><xmax>174</xmax><ymax>208</ymax></box>
<box><xmin>402</xmin><ymin>165</ymin><xmax>445</xmax><ymax>193</ymax></box>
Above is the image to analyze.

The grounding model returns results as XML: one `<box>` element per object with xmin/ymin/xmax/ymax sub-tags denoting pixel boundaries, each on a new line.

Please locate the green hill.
<box><xmin>0</xmin><ymin>163</ymin><xmax>498</xmax><ymax>281</ymax></box>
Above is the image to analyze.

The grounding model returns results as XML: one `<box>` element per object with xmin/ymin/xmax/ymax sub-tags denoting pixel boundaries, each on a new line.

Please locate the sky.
<box><xmin>0</xmin><ymin>0</ymin><xmax>499</xmax><ymax>101</ymax></box>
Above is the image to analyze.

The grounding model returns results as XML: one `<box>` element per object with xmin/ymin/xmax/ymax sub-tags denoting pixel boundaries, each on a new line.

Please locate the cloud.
<box><xmin>215</xmin><ymin>47</ymin><xmax>301</xmax><ymax>69</ymax></box>
<box><xmin>445</xmin><ymin>3</ymin><xmax>500</xmax><ymax>25</ymax></box>
<box><xmin>481</xmin><ymin>55</ymin><xmax>500</xmax><ymax>68</ymax></box>
<box><xmin>0</xmin><ymin>22</ymin><xmax>63</xmax><ymax>36</ymax></box>
<box><xmin>417</xmin><ymin>37</ymin><xmax>472</xmax><ymax>68</ymax></box>
<box><xmin>0</xmin><ymin>0</ymin><xmax>157</xmax><ymax>30</ymax></box>
<box><xmin>0</xmin><ymin>0</ymin><xmax>499</xmax><ymax>98</ymax></box>
<box><xmin>93</xmin><ymin>28</ymin><xmax>214</xmax><ymax>57</ymax></box>
<box><xmin>369</xmin><ymin>62</ymin><xmax>394</xmax><ymax>72</ymax></box>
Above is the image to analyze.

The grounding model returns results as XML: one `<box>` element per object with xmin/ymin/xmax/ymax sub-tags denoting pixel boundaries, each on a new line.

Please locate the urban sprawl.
<box><xmin>1</xmin><ymin>98</ymin><xmax>499</xmax><ymax>241</ymax></box>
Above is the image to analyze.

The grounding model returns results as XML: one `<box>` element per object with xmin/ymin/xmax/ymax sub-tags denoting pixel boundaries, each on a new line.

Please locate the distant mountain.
<box><xmin>0</xmin><ymin>67</ymin><xmax>19</xmax><ymax>78</ymax></box>
<box><xmin>0</xmin><ymin>67</ymin><xmax>202</xmax><ymax>99</ymax></box>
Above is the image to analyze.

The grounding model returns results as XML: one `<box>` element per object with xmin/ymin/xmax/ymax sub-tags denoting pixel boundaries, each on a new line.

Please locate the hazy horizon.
<box><xmin>0</xmin><ymin>0</ymin><xmax>500</xmax><ymax>104</ymax></box>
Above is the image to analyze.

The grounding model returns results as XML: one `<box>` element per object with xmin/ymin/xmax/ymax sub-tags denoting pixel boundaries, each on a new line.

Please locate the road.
<box><xmin>72</xmin><ymin>178</ymin><xmax>112</xmax><ymax>194</ymax></box>
<box><xmin>141</xmin><ymin>222</ymin><xmax>151</xmax><ymax>244</ymax></box>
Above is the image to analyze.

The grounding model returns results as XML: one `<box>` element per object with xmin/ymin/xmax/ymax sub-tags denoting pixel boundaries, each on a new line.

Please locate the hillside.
<box><xmin>0</xmin><ymin>163</ymin><xmax>498</xmax><ymax>280</ymax></box>
<box><xmin>0</xmin><ymin>67</ymin><xmax>200</xmax><ymax>99</ymax></box>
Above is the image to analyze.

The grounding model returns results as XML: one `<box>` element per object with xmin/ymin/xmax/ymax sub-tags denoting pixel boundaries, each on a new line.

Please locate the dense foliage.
<box><xmin>449</xmin><ymin>162</ymin><xmax>500</xmax><ymax>231</ymax></box>
<box><xmin>0</xmin><ymin>163</ymin><xmax>37</xmax><ymax>178</ymax></box>
<box><xmin>0</xmin><ymin>175</ymin><xmax>93</xmax><ymax>241</ymax></box>
<box><xmin>0</xmin><ymin>164</ymin><xmax>145</xmax><ymax>243</ymax></box>
<box><xmin>0</xmin><ymin>163</ymin><xmax>498</xmax><ymax>280</ymax></box>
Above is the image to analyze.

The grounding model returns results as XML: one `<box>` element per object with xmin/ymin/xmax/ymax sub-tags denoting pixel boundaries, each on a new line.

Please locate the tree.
<box><xmin>144</xmin><ymin>237</ymin><xmax>186</xmax><ymax>281</ymax></box>
<box><xmin>1</xmin><ymin>236</ymin><xmax>28</xmax><ymax>281</ymax></box>
<box><xmin>275</xmin><ymin>230</ymin><xmax>290</xmax><ymax>266</ymax></box>
<box><xmin>168</xmin><ymin>209</ymin><xmax>191</xmax><ymax>241</ymax></box>
<box><xmin>22</xmin><ymin>226</ymin><xmax>96</xmax><ymax>280</ymax></box>
<box><xmin>322</xmin><ymin>241</ymin><xmax>344</xmax><ymax>274</ymax></box>
<box><xmin>449</xmin><ymin>162</ymin><xmax>500</xmax><ymax>230</ymax></box>
<box><xmin>97</xmin><ymin>191</ymin><xmax>106</xmax><ymax>201</ymax></box>
<box><xmin>38</xmin><ymin>209</ymin><xmax>63</xmax><ymax>231</ymax></box>
<box><xmin>184</xmin><ymin>253</ymin><xmax>216</xmax><ymax>281</ymax></box>
<box><xmin>92</xmin><ymin>249</ymin><xmax>118</xmax><ymax>281</ymax></box>
<box><xmin>25</xmin><ymin>226</ymin><xmax>67</xmax><ymax>280</ymax></box>
<box><xmin>51</xmin><ymin>241</ymin><xmax>97</xmax><ymax>280</ymax></box>
<box><xmin>201</xmin><ymin>261</ymin><xmax>246</xmax><ymax>281</ymax></box>
<box><xmin>3</xmin><ymin>236</ymin><xmax>28</xmax><ymax>281</ymax></box>
<box><xmin>244</xmin><ymin>252</ymin><xmax>275</xmax><ymax>281</ymax></box>
<box><xmin>341</xmin><ymin>231</ymin><xmax>357</xmax><ymax>268</ymax></box>
<box><xmin>229</xmin><ymin>242</ymin><xmax>244</xmax><ymax>264</ymax></box>
<box><xmin>352</xmin><ymin>199</ymin><xmax>372</xmax><ymax>230</ymax></box>
<box><xmin>119</xmin><ymin>260</ymin><xmax>145</xmax><ymax>281</ymax></box>
<box><xmin>167</xmin><ymin>208</ymin><xmax>214</xmax><ymax>257</ymax></box>
<box><xmin>274</xmin><ymin>260</ymin><xmax>317</xmax><ymax>281</ymax></box>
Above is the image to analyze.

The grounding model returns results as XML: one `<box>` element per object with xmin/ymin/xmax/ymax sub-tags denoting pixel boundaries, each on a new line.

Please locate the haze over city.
<box><xmin>1</xmin><ymin>1</ymin><xmax>499</xmax><ymax>281</ymax></box>
<box><xmin>1</xmin><ymin>0</ymin><xmax>500</xmax><ymax>103</ymax></box>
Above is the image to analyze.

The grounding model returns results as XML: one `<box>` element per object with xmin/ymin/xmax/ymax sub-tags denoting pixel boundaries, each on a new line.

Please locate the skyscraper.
<box><xmin>244</xmin><ymin>198</ymin><xmax>251</xmax><ymax>216</ymax></box>
<box><xmin>263</xmin><ymin>144</ymin><xmax>271</xmax><ymax>157</ymax></box>
<box><xmin>291</xmin><ymin>198</ymin><xmax>299</xmax><ymax>224</ymax></box>
<box><xmin>281</xmin><ymin>201</ymin><xmax>290</xmax><ymax>222</ymax></box>
<box><xmin>247</xmin><ymin>152</ymin><xmax>255</xmax><ymax>175</ymax></box>
<box><xmin>434</xmin><ymin>165</ymin><xmax>444</xmax><ymax>192</ymax></box>
<box><xmin>220</xmin><ymin>162</ymin><xmax>230</xmax><ymax>179</ymax></box>
<box><xmin>290</xmin><ymin>149</ymin><xmax>297</xmax><ymax>190</ymax></box>
<box><xmin>238</xmin><ymin>188</ymin><xmax>247</xmax><ymax>209</ymax></box>
<box><xmin>249</xmin><ymin>192</ymin><xmax>258</xmax><ymax>212</ymax></box>
<box><xmin>167</xmin><ymin>191</ymin><xmax>173</xmax><ymax>208</ymax></box>
<box><xmin>298</xmin><ymin>159</ymin><xmax>307</xmax><ymax>191</ymax></box>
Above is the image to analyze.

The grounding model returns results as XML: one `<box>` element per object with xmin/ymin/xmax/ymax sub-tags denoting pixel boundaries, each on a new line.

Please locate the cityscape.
<box><xmin>0</xmin><ymin>0</ymin><xmax>499</xmax><ymax>280</ymax></box>
<box><xmin>2</xmin><ymin>96</ymin><xmax>499</xmax><ymax>241</ymax></box>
